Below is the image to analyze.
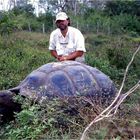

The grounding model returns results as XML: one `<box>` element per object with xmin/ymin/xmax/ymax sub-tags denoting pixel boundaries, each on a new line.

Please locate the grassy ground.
<box><xmin>0</xmin><ymin>31</ymin><xmax>140</xmax><ymax>139</ymax></box>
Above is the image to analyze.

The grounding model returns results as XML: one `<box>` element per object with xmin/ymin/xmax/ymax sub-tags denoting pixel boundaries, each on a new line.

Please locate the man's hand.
<box><xmin>58</xmin><ymin>56</ymin><xmax>67</xmax><ymax>61</ymax></box>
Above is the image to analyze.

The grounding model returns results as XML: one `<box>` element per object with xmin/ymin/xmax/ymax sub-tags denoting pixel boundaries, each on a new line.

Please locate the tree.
<box><xmin>104</xmin><ymin>0</ymin><xmax>140</xmax><ymax>17</ymax></box>
<box><xmin>11</xmin><ymin>3</ymin><xmax>35</xmax><ymax>17</ymax></box>
<box><xmin>38</xmin><ymin>0</ymin><xmax>84</xmax><ymax>15</ymax></box>
<box><xmin>0</xmin><ymin>0</ymin><xmax>30</xmax><ymax>11</ymax></box>
<box><xmin>0</xmin><ymin>12</ymin><xmax>17</xmax><ymax>38</ymax></box>
<box><xmin>37</xmin><ymin>12</ymin><xmax>54</xmax><ymax>32</ymax></box>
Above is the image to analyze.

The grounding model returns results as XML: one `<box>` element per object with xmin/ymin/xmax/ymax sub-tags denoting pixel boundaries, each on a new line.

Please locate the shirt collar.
<box><xmin>58</xmin><ymin>27</ymin><xmax>69</xmax><ymax>37</ymax></box>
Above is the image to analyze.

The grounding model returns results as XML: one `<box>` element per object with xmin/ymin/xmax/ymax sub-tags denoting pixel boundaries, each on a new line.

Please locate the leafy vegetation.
<box><xmin>0</xmin><ymin>30</ymin><xmax>139</xmax><ymax>139</ymax></box>
<box><xmin>0</xmin><ymin>1</ymin><xmax>140</xmax><ymax>35</ymax></box>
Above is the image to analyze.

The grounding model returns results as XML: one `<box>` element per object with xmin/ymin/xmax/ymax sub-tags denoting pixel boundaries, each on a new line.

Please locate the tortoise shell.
<box><xmin>0</xmin><ymin>61</ymin><xmax>117</xmax><ymax>122</ymax></box>
<box><xmin>11</xmin><ymin>61</ymin><xmax>116</xmax><ymax>100</ymax></box>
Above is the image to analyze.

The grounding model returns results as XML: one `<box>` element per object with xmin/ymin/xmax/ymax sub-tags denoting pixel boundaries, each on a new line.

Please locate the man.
<box><xmin>49</xmin><ymin>12</ymin><xmax>86</xmax><ymax>63</ymax></box>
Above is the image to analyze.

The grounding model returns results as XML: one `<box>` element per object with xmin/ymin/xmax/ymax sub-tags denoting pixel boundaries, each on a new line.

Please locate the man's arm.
<box><xmin>50</xmin><ymin>50</ymin><xmax>62</xmax><ymax>60</ymax></box>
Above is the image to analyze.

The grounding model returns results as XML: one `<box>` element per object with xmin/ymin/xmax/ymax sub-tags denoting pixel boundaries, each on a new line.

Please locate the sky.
<box><xmin>0</xmin><ymin>0</ymin><xmax>9</xmax><ymax>11</ymax></box>
<box><xmin>0</xmin><ymin>0</ymin><xmax>40</xmax><ymax>16</ymax></box>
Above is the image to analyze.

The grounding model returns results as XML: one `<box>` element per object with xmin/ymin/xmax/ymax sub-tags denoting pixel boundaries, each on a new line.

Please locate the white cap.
<box><xmin>55</xmin><ymin>12</ymin><xmax>68</xmax><ymax>22</ymax></box>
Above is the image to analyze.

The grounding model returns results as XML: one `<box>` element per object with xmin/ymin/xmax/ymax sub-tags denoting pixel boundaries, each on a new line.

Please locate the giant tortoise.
<box><xmin>0</xmin><ymin>61</ymin><xmax>116</xmax><ymax>122</ymax></box>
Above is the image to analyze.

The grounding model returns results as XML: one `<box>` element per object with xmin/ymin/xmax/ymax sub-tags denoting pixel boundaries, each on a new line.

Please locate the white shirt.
<box><xmin>49</xmin><ymin>26</ymin><xmax>86</xmax><ymax>56</ymax></box>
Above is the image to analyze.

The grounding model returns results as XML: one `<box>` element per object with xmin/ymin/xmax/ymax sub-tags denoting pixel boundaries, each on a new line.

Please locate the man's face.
<box><xmin>56</xmin><ymin>20</ymin><xmax>68</xmax><ymax>31</ymax></box>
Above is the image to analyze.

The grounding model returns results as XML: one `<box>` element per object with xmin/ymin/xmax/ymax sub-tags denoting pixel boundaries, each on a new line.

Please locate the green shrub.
<box><xmin>0</xmin><ymin>32</ymin><xmax>52</xmax><ymax>89</ymax></box>
<box><xmin>1</xmin><ymin>96</ymin><xmax>46</xmax><ymax>140</ymax></box>
<box><xmin>85</xmin><ymin>34</ymin><xmax>109</xmax><ymax>46</ymax></box>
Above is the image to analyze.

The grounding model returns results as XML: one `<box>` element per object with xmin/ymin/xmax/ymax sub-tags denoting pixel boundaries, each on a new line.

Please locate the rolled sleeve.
<box><xmin>49</xmin><ymin>32</ymin><xmax>56</xmax><ymax>50</ymax></box>
<box><xmin>76</xmin><ymin>32</ymin><xmax>86</xmax><ymax>52</ymax></box>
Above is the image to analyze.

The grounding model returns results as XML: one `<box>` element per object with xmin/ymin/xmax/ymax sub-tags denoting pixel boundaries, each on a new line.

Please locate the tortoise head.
<box><xmin>0</xmin><ymin>90</ymin><xmax>21</xmax><ymax>123</ymax></box>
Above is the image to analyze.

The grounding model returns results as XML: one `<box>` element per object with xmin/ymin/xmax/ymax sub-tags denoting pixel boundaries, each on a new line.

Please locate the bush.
<box><xmin>0</xmin><ymin>32</ymin><xmax>52</xmax><ymax>89</ymax></box>
<box><xmin>0</xmin><ymin>12</ymin><xmax>16</xmax><ymax>36</ymax></box>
